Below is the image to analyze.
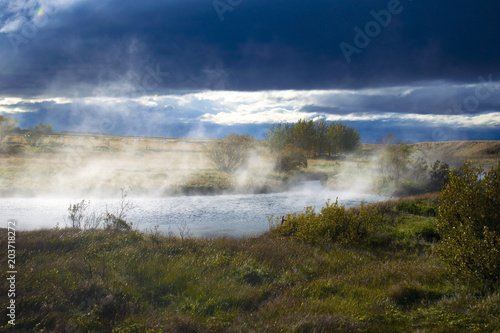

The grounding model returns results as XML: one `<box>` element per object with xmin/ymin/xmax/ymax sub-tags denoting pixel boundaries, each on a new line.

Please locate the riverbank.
<box><xmin>1</xmin><ymin>194</ymin><xmax>498</xmax><ymax>332</ymax></box>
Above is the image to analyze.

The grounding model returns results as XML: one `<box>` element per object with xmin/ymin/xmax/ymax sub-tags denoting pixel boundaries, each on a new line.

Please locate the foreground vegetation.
<box><xmin>1</xmin><ymin>186</ymin><xmax>499</xmax><ymax>332</ymax></box>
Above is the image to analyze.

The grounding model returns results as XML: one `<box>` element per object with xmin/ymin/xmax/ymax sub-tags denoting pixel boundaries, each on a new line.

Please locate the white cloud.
<box><xmin>399</xmin><ymin>112</ymin><xmax>500</xmax><ymax>128</ymax></box>
<box><xmin>0</xmin><ymin>106</ymin><xmax>28</xmax><ymax>113</ymax></box>
<box><xmin>0</xmin><ymin>97</ymin><xmax>26</xmax><ymax>105</ymax></box>
<box><xmin>0</xmin><ymin>14</ymin><xmax>26</xmax><ymax>33</ymax></box>
<box><xmin>201</xmin><ymin>107</ymin><xmax>313</xmax><ymax>125</ymax></box>
<box><xmin>0</xmin><ymin>96</ymin><xmax>72</xmax><ymax>112</ymax></box>
<box><xmin>2</xmin><ymin>85</ymin><xmax>499</xmax><ymax>131</ymax></box>
<box><xmin>324</xmin><ymin>113</ymin><xmax>393</xmax><ymax>122</ymax></box>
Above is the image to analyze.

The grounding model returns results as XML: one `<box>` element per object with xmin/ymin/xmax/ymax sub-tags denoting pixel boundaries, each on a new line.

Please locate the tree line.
<box><xmin>266</xmin><ymin>119</ymin><xmax>361</xmax><ymax>157</ymax></box>
<box><xmin>203</xmin><ymin>119</ymin><xmax>361</xmax><ymax>175</ymax></box>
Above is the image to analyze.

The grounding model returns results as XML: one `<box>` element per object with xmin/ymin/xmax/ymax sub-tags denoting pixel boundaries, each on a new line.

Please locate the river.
<box><xmin>1</xmin><ymin>181</ymin><xmax>387</xmax><ymax>237</ymax></box>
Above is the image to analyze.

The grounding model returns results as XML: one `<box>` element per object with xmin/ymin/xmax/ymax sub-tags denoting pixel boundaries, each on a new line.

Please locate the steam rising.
<box><xmin>0</xmin><ymin>135</ymin><xmax>279</xmax><ymax>199</ymax></box>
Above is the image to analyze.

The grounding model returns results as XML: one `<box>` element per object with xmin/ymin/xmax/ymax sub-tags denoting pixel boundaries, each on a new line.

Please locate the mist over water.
<box><xmin>1</xmin><ymin>181</ymin><xmax>387</xmax><ymax>237</ymax></box>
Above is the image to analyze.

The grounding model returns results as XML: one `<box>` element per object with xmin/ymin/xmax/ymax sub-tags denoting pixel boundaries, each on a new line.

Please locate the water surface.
<box><xmin>1</xmin><ymin>181</ymin><xmax>387</xmax><ymax>237</ymax></box>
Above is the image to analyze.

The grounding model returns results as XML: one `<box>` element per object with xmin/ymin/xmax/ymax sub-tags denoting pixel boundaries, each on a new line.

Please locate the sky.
<box><xmin>1</xmin><ymin>0</ymin><xmax>500</xmax><ymax>142</ymax></box>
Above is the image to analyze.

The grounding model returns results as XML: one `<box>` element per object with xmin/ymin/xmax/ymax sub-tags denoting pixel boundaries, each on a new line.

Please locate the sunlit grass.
<box><xmin>1</xmin><ymin>199</ymin><xmax>499</xmax><ymax>332</ymax></box>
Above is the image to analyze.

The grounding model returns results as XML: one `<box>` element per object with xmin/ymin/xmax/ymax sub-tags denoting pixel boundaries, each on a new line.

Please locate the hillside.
<box><xmin>364</xmin><ymin>141</ymin><xmax>500</xmax><ymax>169</ymax></box>
<box><xmin>412</xmin><ymin>141</ymin><xmax>500</xmax><ymax>169</ymax></box>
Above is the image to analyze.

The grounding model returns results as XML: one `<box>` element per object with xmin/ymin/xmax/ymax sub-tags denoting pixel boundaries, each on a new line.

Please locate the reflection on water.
<box><xmin>0</xmin><ymin>181</ymin><xmax>387</xmax><ymax>237</ymax></box>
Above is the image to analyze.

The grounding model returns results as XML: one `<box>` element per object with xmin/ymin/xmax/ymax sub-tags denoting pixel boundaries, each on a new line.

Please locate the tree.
<box><xmin>379</xmin><ymin>134</ymin><xmax>414</xmax><ymax>185</ymax></box>
<box><xmin>274</xmin><ymin>144</ymin><xmax>308</xmax><ymax>174</ymax></box>
<box><xmin>266</xmin><ymin>119</ymin><xmax>362</xmax><ymax>157</ymax></box>
<box><xmin>204</xmin><ymin>133</ymin><xmax>255</xmax><ymax>173</ymax></box>
<box><xmin>436</xmin><ymin>161</ymin><xmax>500</xmax><ymax>285</ymax></box>
<box><xmin>314</xmin><ymin>119</ymin><xmax>328</xmax><ymax>157</ymax></box>
<box><xmin>410</xmin><ymin>156</ymin><xmax>429</xmax><ymax>183</ymax></box>
<box><xmin>266</xmin><ymin>123</ymin><xmax>293</xmax><ymax>153</ymax></box>
<box><xmin>325</xmin><ymin>122</ymin><xmax>343</xmax><ymax>156</ymax></box>
<box><xmin>291</xmin><ymin>119</ymin><xmax>316</xmax><ymax>157</ymax></box>
<box><xmin>428</xmin><ymin>160</ymin><xmax>450</xmax><ymax>191</ymax></box>
<box><xmin>338</xmin><ymin>124</ymin><xmax>361</xmax><ymax>153</ymax></box>
<box><xmin>25</xmin><ymin>122</ymin><xmax>52</xmax><ymax>147</ymax></box>
<box><xmin>0</xmin><ymin>115</ymin><xmax>18</xmax><ymax>144</ymax></box>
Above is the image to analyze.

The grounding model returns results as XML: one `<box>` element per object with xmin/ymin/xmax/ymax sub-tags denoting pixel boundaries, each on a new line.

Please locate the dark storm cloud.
<box><xmin>1</xmin><ymin>0</ymin><xmax>500</xmax><ymax>142</ymax></box>
<box><xmin>297</xmin><ymin>82</ymin><xmax>500</xmax><ymax>116</ymax></box>
<box><xmin>343</xmin><ymin>121</ymin><xmax>500</xmax><ymax>144</ymax></box>
<box><xmin>2</xmin><ymin>0</ymin><xmax>500</xmax><ymax>96</ymax></box>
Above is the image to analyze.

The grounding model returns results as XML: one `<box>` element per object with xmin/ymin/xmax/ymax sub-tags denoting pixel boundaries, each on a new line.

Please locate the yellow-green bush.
<box><xmin>271</xmin><ymin>200</ymin><xmax>383</xmax><ymax>245</ymax></box>
<box><xmin>436</xmin><ymin>161</ymin><xmax>500</xmax><ymax>286</ymax></box>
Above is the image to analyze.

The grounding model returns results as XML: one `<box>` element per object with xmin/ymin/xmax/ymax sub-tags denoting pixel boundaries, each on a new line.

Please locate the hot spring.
<box><xmin>1</xmin><ymin>181</ymin><xmax>387</xmax><ymax>237</ymax></box>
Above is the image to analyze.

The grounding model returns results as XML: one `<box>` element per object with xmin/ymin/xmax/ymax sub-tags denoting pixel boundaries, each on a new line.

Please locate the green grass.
<box><xmin>1</xmin><ymin>196</ymin><xmax>499</xmax><ymax>332</ymax></box>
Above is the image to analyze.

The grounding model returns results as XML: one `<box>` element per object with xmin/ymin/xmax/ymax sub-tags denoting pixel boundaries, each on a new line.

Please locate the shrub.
<box><xmin>65</xmin><ymin>189</ymin><xmax>135</xmax><ymax>231</ymax></box>
<box><xmin>393</xmin><ymin>180</ymin><xmax>427</xmax><ymax>197</ymax></box>
<box><xmin>436</xmin><ymin>161</ymin><xmax>500</xmax><ymax>286</ymax></box>
<box><xmin>66</xmin><ymin>200</ymin><xmax>105</xmax><ymax>230</ymax></box>
<box><xmin>204</xmin><ymin>133</ymin><xmax>255</xmax><ymax>173</ymax></box>
<box><xmin>104</xmin><ymin>213</ymin><xmax>132</xmax><ymax>231</ymax></box>
<box><xmin>66</xmin><ymin>200</ymin><xmax>90</xmax><ymax>229</ymax></box>
<box><xmin>0</xmin><ymin>115</ymin><xmax>18</xmax><ymax>144</ymax></box>
<box><xmin>412</xmin><ymin>221</ymin><xmax>440</xmax><ymax>243</ymax></box>
<box><xmin>25</xmin><ymin>122</ymin><xmax>53</xmax><ymax>147</ymax></box>
<box><xmin>271</xmin><ymin>200</ymin><xmax>383</xmax><ymax>246</ymax></box>
<box><xmin>396</xmin><ymin>201</ymin><xmax>436</xmax><ymax>216</ymax></box>
<box><xmin>274</xmin><ymin>144</ymin><xmax>308</xmax><ymax>174</ymax></box>
<box><xmin>429</xmin><ymin>160</ymin><xmax>451</xmax><ymax>192</ymax></box>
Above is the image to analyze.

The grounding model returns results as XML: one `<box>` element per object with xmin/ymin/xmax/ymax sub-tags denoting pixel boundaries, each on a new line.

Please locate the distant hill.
<box><xmin>413</xmin><ymin>141</ymin><xmax>500</xmax><ymax>168</ymax></box>
<box><xmin>364</xmin><ymin>141</ymin><xmax>500</xmax><ymax>169</ymax></box>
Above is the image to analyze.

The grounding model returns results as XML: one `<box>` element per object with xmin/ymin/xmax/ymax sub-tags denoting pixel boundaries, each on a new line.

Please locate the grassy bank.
<box><xmin>1</xmin><ymin>195</ymin><xmax>499</xmax><ymax>332</ymax></box>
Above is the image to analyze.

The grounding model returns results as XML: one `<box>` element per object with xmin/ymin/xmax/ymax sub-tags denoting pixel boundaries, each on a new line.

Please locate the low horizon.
<box><xmin>9</xmin><ymin>125</ymin><xmax>500</xmax><ymax>145</ymax></box>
